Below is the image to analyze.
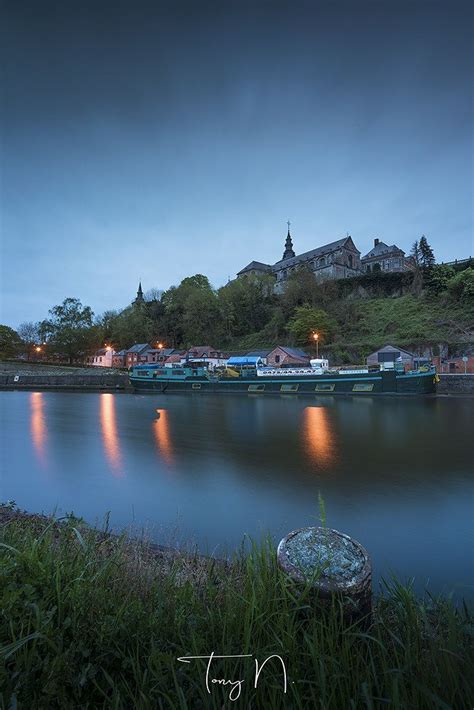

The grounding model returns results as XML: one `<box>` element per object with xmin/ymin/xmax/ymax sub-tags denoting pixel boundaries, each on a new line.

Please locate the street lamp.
<box><xmin>312</xmin><ymin>332</ymin><xmax>319</xmax><ymax>358</ymax></box>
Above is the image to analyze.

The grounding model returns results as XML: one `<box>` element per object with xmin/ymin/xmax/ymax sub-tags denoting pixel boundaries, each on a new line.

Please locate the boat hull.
<box><xmin>129</xmin><ymin>369</ymin><xmax>437</xmax><ymax>396</ymax></box>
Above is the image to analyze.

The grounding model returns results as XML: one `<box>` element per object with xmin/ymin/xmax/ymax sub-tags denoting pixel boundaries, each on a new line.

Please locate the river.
<box><xmin>1</xmin><ymin>391</ymin><xmax>473</xmax><ymax>597</ymax></box>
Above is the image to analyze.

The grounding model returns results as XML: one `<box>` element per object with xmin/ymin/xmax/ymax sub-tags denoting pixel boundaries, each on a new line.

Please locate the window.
<box><xmin>378</xmin><ymin>352</ymin><xmax>399</xmax><ymax>363</ymax></box>
<box><xmin>318</xmin><ymin>257</ymin><xmax>325</xmax><ymax>268</ymax></box>
<box><xmin>172</xmin><ymin>369</ymin><xmax>185</xmax><ymax>375</ymax></box>
<box><xmin>275</xmin><ymin>355</ymin><xmax>280</xmax><ymax>363</ymax></box>
<box><xmin>353</xmin><ymin>383</ymin><xmax>374</xmax><ymax>392</ymax></box>
<box><xmin>348</xmin><ymin>254</ymin><xmax>353</xmax><ymax>268</ymax></box>
<box><xmin>281</xmin><ymin>384</ymin><xmax>299</xmax><ymax>392</ymax></box>
<box><xmin>140</xmin><ymin>370</ymin><xmax>150</xmax><ymax>377</ymax></box>
<box><xmin>315</xmin><ymin>383</ymin><xmax>335</xmax><ymax>392</ymax></box>
<box><xmin>192</xmin><ymin>383</ymin><xmax>201</xmax><ymax>390</ymax></box>
<box><xmin>248</xmin><ymin>384</ymin><xmax>265</xmax><ymax>392</ymax></box>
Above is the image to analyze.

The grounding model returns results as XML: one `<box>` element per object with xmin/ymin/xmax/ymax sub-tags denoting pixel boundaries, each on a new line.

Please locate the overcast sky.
<box><xmin>1</xmin><ymin>0</ymin><xmax>473</xmax><ymax>328</ymax></box>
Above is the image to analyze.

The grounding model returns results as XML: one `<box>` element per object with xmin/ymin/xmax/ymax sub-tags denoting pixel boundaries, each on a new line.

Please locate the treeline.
<box><xmin>1</xmin><ymin>263</ymin><xmax>473</xmax><ymax>364</ymax></box>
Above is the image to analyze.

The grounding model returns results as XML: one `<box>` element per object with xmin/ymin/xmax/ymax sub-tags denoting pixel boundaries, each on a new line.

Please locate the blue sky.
<box><xmin>1</xmin><ymin>0</ymin><xmax>472</xmax><ymax>327</ymax></box>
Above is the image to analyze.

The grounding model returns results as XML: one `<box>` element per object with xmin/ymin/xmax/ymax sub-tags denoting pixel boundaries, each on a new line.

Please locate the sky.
<box><xmin>1</xmin><ymin>0</ymin><xmax>473</xmax><ymax>328</ymax></box>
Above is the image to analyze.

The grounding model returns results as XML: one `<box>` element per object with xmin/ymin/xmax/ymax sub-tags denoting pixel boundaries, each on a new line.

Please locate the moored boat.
<box><xmin>129</xmin><ymin>360</ymin><xmax>438</xmax><ymax>395</ymax></box>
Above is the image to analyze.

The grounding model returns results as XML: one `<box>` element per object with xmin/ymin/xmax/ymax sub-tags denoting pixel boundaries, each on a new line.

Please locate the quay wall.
<box><xmin>0</xmin><ymin>373</ymin><xmax>130</xmax><ymax>391</ymax></box>
<box><xmin>438</xmin><ymin>374</ymin><xmax>474</xmax><ymax>395</ymax></box>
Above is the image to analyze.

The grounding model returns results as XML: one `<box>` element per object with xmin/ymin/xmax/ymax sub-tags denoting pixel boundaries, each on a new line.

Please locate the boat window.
<box><xmin>192</xmin><ymin>383</ymin><xmax>201</xmax><ymax>389</ymax></box>
<box><xmin>315</xmin><ymin>383</ymin><xmax>335</xmax><ymax>392</ymax></box>
<box><xmin>281</xmin><ymin>384</ymin><xmax>299</xmax><ymax>392</ymax></box>
<box><xmin>172</xmin><ymin>369</ymin><xmax>185</xmax><ymax>375</ymax></box>
<box><xmin>139</xmin><ymin>370</ymin><xmax>149</xmax><ymax>377</ymax></box>
<box><xmin>248</xmin><ymin>384</ymin><xmax>265</xmax><ymax>392</ymax></box>
<box><xmin>352</xmin><ymin>383</ymin><xmax>374</xmax><ymax>392</ymax></box>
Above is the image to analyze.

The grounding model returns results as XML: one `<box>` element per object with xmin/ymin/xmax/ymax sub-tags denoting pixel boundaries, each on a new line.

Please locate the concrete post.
<box><xmin>277</xmin><ymin>527</ymin><xmax>372</xmax><ymax>621</ymax></box>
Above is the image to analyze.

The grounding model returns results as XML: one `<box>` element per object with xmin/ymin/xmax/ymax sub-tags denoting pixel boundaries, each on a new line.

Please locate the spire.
<box><xmin>134</xmin><ymin>280</ymin><xmax>144</xmax><ymax>305</ymax></box>
<box><xmin>282</xmin><ymin>220</ymin><xmax>295</xmax><ymax>260</ymax></box>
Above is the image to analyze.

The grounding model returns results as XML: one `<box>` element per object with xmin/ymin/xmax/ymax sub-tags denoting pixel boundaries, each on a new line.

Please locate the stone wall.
<box><xmin>0</xmin><ymin>373</ymin><xmax>130</xmax><ymax>390</ymax></box>
<box><xmin>438</xmin><ymin>374</ymin><xmax>474</xmax><ymax>395</ymax></box>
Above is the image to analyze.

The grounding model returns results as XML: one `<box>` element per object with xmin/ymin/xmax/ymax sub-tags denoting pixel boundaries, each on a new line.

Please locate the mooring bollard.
<box><xmin>277</xmin><ymin>527</ymin><xmax>372</xmax><ymax>621</ymax></box>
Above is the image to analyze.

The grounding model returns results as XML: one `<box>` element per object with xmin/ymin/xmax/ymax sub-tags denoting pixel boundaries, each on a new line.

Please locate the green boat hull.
<box><xmin>130</xmin><ymin>369</ymin><xmax>437</xmax><ymax>396</ymax></box>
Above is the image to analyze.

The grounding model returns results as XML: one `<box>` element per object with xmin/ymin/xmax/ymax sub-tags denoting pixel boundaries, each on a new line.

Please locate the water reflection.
<box><xmin>30</xmin><ymin>392</ymin><xmax>47</xmax><ymax>465</ymax></box>
<box><xmin>100</xmin><ymin>394</ymin><xmax>123</xmax><ymax>477</ymax></box>
<box><xmin>153</xmin><ymin>409</ymin><xmax>174</xmax><ymax>466</ymax></box>
<box><xmin>302</xmin><ymin>406</ymin><xmax>335</xmax><ymax>469</ymax></box>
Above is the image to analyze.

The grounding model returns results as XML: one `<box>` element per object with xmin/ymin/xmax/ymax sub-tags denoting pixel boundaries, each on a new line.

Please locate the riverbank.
<box><xmin>1</xmin><ymin>506</ymin><xmax>472</xmax><ymax>708</ymax></box>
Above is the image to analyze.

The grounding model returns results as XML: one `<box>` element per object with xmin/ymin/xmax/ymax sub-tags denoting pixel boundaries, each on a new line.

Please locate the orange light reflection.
<box><xmin>100</xmin><ymin>393</ymin><xmax>124</xmax><ymax>477</ymax></box>
<box><xmin>30</xmin><ymin>392</ymin><xmax>47</xmax><ymax>464</ymax></box>
<box><xmin>302</xmin><ymin>406</ymin><xmax>335</xmax><ymax>469</ymax></box>
<box><xmin>153</xmin><ymin>409</ymin><xmax>174</xmax><ymax>466</ymax></box>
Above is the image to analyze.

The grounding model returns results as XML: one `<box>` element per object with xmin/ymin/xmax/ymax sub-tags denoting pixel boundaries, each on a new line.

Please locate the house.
<box><xmin>266</xmin><ymin>346</ymin><xmax>310</xmax><ymax>367</ymax></box>
<box><xmin>237</xmin><ymin>226</ymin><xmax>363</xmax><ymax>289</ymax></box>
<box><xmin>366</xmin><ymin>344</ymin><xmax>415</xmax><ymax>369</ymax></box>
<box><xmin>87</xmin><ymin>348</ymin><xmax>114</xmax><ymax>368</ymax></box>
<box><xmin>163</xmin><ymin>353</ymin><xmax>184</xmax><ymax>367</ymax></box>
<box><xmin>112</xmin><ymin>349</ymin><xmax>127</xmax><ymax>368</ymax></box>
<box><xmin>361</xmin><ymin>239</ymin><xmax>414</xmax><ymax>273</ymax></box>
<box><xmin>182</xmin><ymin>345</ymin><xmax>228</xmax><ymax>370</ymax></box>
<box><xmin>125</xmin><ymin>343</ymin><xmax>150</xmax><ymax>367</ymax></box>
<box><xmin>245</xmin><ymin>349</ymin><xmax>273</xmax><ymax>365</ymax></box>
<box><xmin>437</xmin><ymin>355</ymin><xmax>474</xmax><ymax>374</ymax></box>
<box><xmin>143</xmin><ymin>348</ymin><xmax>175</xmax><ymax>364</ymax></box>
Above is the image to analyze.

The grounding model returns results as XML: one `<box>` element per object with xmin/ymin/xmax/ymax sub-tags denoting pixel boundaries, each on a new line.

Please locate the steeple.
<box><xmin>134</xmin><ymin>280</ymin><xmax>144</xmax><ymax>305</ymax></box>
<box><xmin>282</xmin><ymin>220</ymin><xmax>295</xmax><ymax>260</ymax></box>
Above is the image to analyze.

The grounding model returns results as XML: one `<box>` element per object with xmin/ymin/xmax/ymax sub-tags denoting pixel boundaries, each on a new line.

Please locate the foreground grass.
<box><xmin>1</xmin><ymin>515</ymin><xmax>473</xmax><ymax>709</ymax></box>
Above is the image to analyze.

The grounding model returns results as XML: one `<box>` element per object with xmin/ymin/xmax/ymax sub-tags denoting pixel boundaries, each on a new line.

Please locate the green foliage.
<box><xmin>1</xmin><ymin>516</ymin><xmax>472</xmax><ymax>708</ymax></box>
<box><xmin>40</xmin><ymin>298</ymin><xmax>95</xmax><ymax>363</ymax></box>
<box><xmin>447</xmin><ymin>267</ymin><xmax>474</xmax><ymax>304</ymax></box>
<box><xmin>419</xmin><ymin>235</ymin><xmax>436</xmax><ymax>269</ymax></box>
<box><xmin>287</xmin><ymin>306</ymin><xmax>335</xmax><ymax>346</ymax></box>
<box><xmin>425</xmin><ymin>264</ymin><xmax>455</xmax><ymax>295</ymax></box>
<box><xmin>0</xmin><ymin>325</ymin><xmax>22</xmax><ymax>358</ymax></box>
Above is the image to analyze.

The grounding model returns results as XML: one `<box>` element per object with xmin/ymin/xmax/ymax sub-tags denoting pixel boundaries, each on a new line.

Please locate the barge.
<box><xmin>129</xmin><ymin>361</ymin><xmax>438</xmax><ymax>395</ymax></box>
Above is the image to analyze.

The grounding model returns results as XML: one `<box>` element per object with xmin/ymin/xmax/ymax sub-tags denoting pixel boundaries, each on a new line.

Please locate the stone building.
<box><xmin>361</xmin><ymin>239</ymin><xmax>414</xmax><ymax>273</ymax></box>
<box><xmin>237</xmin><ymin>225</ymin><xmax>363</xmax><ymax>289</ymax></box>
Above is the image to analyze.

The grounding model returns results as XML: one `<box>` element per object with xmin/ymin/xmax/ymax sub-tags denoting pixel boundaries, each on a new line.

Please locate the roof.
<box><xmin>164</xmin><ymin>353</ymin><xmax>182</xmax><ymax>364</ymax></box>
<box><xmin>227</xmin><ymin>356</ymin><xmax>263</xmax><ymax>366</ymax></box>
<box><xmin>186</xmin><ymin>345</ymin><xmax>222</xmax><ymax>357</ymax></box>
<box><xmin>246</xmin><ymin>349</ymin><xmax>272</xmax><ymax>357</ymax></box>
<box><xmin>146</xmin><ymin>348</ymin><xmax>175</xmax><ymax>356</ymax></box>
<box><xmin>362</xmin><ymin>241</ymin><xmax>405</xmax><ymax>260</ymax></box>
<box><xmin>272</xmin><ymin>346</ymin><xmax>309</xmax><ymax>359</ymax></box>
<box><xmin>368</xmin><ymin>344</ymin><xmax>414</xmax><ymax>357</ymax></box>
<box><xmin>126</xmin><ymin>343</ymin><xmax>150</xmax><ymax>354</ymax></box>
<box><xmin>272</xmin><ymin>236</ymin><xmax>360</xmax><ymax>269</ymax></box>
<box><xmin>237</xmin><ymin>261</ymin><xmax>272</xmax><ymax>275</ymax></box>
<box><xmin>114</xmin><ymin>350</ymin><xmax>126</xmax><ymax>356</ymax></box>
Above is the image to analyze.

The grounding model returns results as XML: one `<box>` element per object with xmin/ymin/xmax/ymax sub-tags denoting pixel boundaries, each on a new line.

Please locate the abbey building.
<box><xmin>236</xmin><ymin>226</ymin><xmax>413</xmax><ymax>288</ymax></box>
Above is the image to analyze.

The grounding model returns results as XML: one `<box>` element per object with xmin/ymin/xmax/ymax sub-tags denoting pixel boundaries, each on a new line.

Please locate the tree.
<box><xmin>41</xmin><ymin>298</ymin><xmax>94</xmax><ymax>363</ymax></box>
<box><xmin>419</xmin><ymin>235</ymin><xmax>435</xmax><ymax>269</ymax></box>
<box><xmin>0</xmin><ymin>325</ymin><xmax>22</xmax><ymax>358</ymax></box>
<box><xmin>287</xmin><ymin>306</ymin><xmax>336</xmax><ymax>347</ymax></box>
<box><xmin>425</xmin><ymin>264</ymin><xmax>455</xmax><ymax>295</ymax></box>
<box><xmin>447</xmin><ymin>268</ymin><xmax>474</xmax><ymax>304</ymax></box>
<box><xmin>410</xmin><ymin>240</ymin><xmax>421</xmax><ymax>267</ymax></box>
<box><xmin>17</xmin><ymin>321</ymin><xmax>40</xmax><ymax>360</ymax></box>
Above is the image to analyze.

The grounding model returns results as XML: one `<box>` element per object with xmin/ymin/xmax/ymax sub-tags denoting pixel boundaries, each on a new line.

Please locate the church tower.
<box><xmin>134</xmin><ymin>280</ymin><xmax>144</xmax><ymax>306</ymax></box>
<box><xmin>282</xmin><ymin>221</ymin><xmax>295</xmax><ymax>260</ymax></box>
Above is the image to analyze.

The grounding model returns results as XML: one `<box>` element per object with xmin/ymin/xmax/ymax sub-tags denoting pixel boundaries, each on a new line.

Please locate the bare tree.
<box><xmin>17</xmin><ymin>321</ymin><xmax>40</xmax><ymax>360</ymax></box>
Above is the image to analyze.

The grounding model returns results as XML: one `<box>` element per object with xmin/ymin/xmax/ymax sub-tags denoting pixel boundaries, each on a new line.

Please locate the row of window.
<box><xmin>248</xmin><ymin>382</ymin><xmax>375</xmax><ymax>393</ymax></box>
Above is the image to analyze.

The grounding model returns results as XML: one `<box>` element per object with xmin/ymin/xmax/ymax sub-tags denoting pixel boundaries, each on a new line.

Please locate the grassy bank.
<box><xmin>1</xmin><ymin>512</ymin><xmax>473</xmax><ymax>709</ymax></box>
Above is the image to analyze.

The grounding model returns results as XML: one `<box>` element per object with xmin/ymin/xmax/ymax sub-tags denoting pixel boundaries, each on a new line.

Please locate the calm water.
<box><xmin>1</xmin><ymin>391</ymin><xmax>473</xmax><ymax>597</ymax></box>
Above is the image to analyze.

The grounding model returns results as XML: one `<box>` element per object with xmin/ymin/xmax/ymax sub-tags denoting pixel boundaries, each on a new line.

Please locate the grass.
<box><xmin>1</xmin><ymin>513</ymin><xmax>473</xmax><ymax>709</ymax></box>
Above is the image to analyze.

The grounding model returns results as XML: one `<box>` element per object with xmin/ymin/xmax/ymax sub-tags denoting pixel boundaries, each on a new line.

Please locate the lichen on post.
<box><xmin>277</xmin><ymin>527</ymin><xmax>372</xmax><ymax>620</ymax></box>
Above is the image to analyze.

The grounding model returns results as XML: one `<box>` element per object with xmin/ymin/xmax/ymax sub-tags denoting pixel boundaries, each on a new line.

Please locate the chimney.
<box><xmin>374</xmin><ymin>238</ymin><xmax>379</xmax><ymax>246</ymax></box>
